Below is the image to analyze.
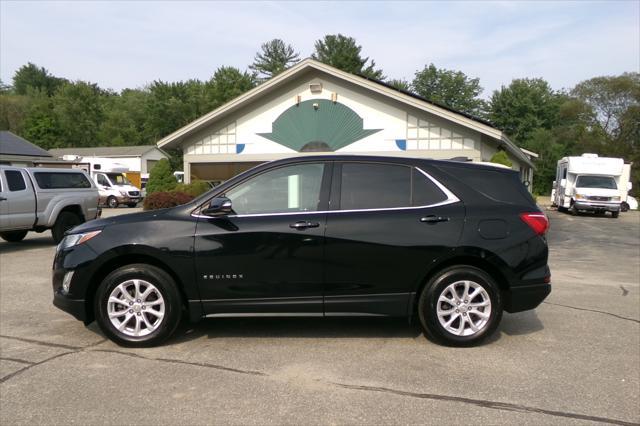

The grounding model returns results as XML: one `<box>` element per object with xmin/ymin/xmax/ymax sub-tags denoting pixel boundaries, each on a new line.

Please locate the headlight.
<box><xmin>575</xmin><ymin>194</ymin><xmax>586</xmax><ymax>200</ymax></box>
<box><xmin>611</xmin><ymin>196</ymin><xmax>621</xmax><ymax>201</ymax></box>
<box><xmin>58</xmin><ymin>230</ymin><xmax>102</xmax><ymax>251</ymax></box>
<box><xmin>119</xmin><ymin>190</ymin><xmax>127</xmax><ymax>196</ymax></box>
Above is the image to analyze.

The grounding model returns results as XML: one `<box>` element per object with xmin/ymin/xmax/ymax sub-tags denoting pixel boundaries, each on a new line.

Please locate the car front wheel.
<box><xmin>419</xmin><ymin>266</ymin><xmax>502</xmax><ymax>346</ymax></box>
<box><xmin>95</xmin><ymin>264</ymin><xmax>182</xmax><ymax>347</ymax></box>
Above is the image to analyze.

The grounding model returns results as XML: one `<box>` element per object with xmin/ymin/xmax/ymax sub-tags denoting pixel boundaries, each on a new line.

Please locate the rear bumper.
<box><xmin>503</xmin><ymin>283</ymin><xmax>551</xmax><ymax>313</ymax></box>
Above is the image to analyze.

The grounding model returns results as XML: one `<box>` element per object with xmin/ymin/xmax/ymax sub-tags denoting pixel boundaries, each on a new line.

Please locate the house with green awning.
<box><xmin>156</xmin><ymin>59</ymin><xmax>536</xmax><ymax>186</ymax></box>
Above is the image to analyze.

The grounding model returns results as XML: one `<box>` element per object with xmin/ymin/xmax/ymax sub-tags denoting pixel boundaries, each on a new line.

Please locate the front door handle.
<box><xmin>290</xmin><ymin>221</ymin><xmax>320</xmax><ymax>230</ymax></box>
<box><xmin>0</xmin><ymin>196</ymin><xmax>6</xmax><ymax>201</ymax></box>
<box><xmin>420</xmin><ymin>215</ymin><xmax>450</xmax><ymax>224</ymax></box>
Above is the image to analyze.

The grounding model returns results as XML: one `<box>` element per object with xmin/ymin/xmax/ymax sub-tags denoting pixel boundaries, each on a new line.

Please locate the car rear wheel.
<box><xmin>52</xmin><ymin>211</ymin><xmax>82</xmax><ymax>244</ymax></box>
<box><xmin>95</xmin><ymin>264</ymin><xmax>182</xmax><ymax>347</ymax></box>
<box><xmin>419</xmin><ymin>266</ymin><xmax>502</xmax><ymax>346</ymax></box>
<box><xmin>0</xmin><ymin>230</ymin><xmax>28</xmax><ymax>242</ymax></box>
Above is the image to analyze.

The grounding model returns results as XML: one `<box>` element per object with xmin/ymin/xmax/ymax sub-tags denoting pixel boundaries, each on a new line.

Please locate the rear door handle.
<box><xmin>420</xmin><ymin>215</ymin><xmax>450</xmax><ymax>223</ymax></box>
<box><xmin>289</xmin><ymin>221</ymin><xmax>320</xmax><ymax>230</ymax></box>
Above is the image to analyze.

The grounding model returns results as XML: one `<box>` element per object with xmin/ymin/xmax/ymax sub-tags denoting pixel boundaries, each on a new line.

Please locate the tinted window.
<box><xmin>34</xmin><ymin>172</ymin><xmax>92</xmax><ymax>189</ymax></box>
<box><xmin>96</xmin><ymin>174</ymin><xmax>110</xmax><ymax>186</ymax></box>
<box><xmin>5</xmin><ymin>170</ymin><xmax>26</xmax><ymax>191</ymax></box>
<box><xmin>340</xmin><ymin>163</ymin><xmax>411</xmax><ymax>210</ymax></box>
<box><xmin>444</xmin><ymin>166</ymin><xmax>534</xmax><ymax>205</ymax></box>
<box><xmin>412</xmin><ymin>168</ymin><xmax>447</xmax><ymax>206</ymax></box>
<box><xmin>225</xmin><ymin>163</ymin><xmax>324</xmax><ymax>215</ymax></box>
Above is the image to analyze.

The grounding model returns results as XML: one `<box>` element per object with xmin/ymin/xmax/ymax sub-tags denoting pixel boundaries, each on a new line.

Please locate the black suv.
<box><xmin>53</xmin><ymin>155</ymin><xmax>551</xmax><ymax>347</ymax></box>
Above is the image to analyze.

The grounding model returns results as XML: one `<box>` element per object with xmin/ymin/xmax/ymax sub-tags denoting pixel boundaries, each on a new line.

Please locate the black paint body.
<box><xmin>53</xmin><ymin>155</ymin><xmax>551</xmax><ymax>324</ymax></box>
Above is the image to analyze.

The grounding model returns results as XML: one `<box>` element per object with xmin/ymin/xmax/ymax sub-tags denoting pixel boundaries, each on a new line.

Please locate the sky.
<box><xmin>1</xmin><ymin>1</ymin><xmax>638</xmax><ymax>97</ymax></box>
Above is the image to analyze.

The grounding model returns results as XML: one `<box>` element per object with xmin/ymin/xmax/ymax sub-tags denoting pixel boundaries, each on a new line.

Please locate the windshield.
<box><xmin>576</xmin><ymin>175</ymin><xmax>617</xmax><ymax>189</ymax></box>
<box><xmin>106</xmin><ymin>173</ymin><xmax>131</xmax><ymax>186</ymax></box>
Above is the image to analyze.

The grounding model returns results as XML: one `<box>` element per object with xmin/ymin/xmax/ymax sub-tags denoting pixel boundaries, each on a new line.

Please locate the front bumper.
<box><xmin>573</xmin><ymin>201</ymin><xmax>620</xmax><ymax>212</ymax></box>
<box><xmin>503</xmin><ymin>282</ymin><xmax>551</xmax><ymax>313</ymax></box>
<box><xmin>53</xmin><ymin>289</ymin><xmax>87</xmax><ymax>322</ymax></box>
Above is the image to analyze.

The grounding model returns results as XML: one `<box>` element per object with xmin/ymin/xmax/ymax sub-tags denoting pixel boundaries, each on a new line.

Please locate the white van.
<box><xmin>553</xmin><ymin>154</ymin><xmax>632</xmax><ymax>218</ymax></box>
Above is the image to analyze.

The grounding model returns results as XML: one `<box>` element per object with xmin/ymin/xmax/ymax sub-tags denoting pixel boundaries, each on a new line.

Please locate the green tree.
<box><xmin>412</xmin><ymin>64</ymin><xmax>485</xmax><ymax>115</ymax></box>
<box><xmin>489</xmin><ymin>150</ymin><xmax>512</xmax><ymax>167</ymax></box>
<box><xmin>98</xmin><ymin>88</ymin><xmax>151</xmax><ymax>146</ymax></box>
<box><xmin>206</xmin><ymin>66</ymin><xmax>256</xmax><ymax>108</ymax></box>
<box><xmin>52</xmin><ymin>81</ymin><xmax>106</xmax><ymax>147</ymax></box>
<box><xmin>312</xmin><ymin>34</ymin><xmax>384</xmax><ymax>80</ymax></box>
<box><xmin>388</xmin><ymin>79</ymin><xmax>411</xmax><ymax>91</ymax></box>
<box><xmin>488</xmin><ymin>78</ymin><xmax>562</xmax><ymax>143</ymax></box>
<box><xmin>21</xmin><ymin>90</ymin><xmax>62</xmax><ymax>149</ymax></box>
<box><xmin>250</xmin><ymin>39</ymin><xmax>300</xmax><ymax>80</ymax></box>
<box><xmin>146</xmin><ymin>158</ymin><xmax>177</xmax><ymax>195</ymax></box>
<box><xmin>0</xmin><ymin>93</ymin><xmax>29</xmax><ymax>133</ymax></box>
<box><xmin>12</xmin><ymin>63</ymin><xmax>67</xmax><ymax>96</ymax></box>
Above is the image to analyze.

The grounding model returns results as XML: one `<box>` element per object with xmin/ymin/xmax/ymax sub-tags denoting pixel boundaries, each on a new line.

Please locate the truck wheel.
<box><xmin>107</xmin><ymin>196</ymin><xmax>118</xmax><ymax>209</ymax></box>
<box><xmin>418</xmin><ymin>266</ymin><xmax>502</xmax><ymax>347</ymax></box>
<box><xmin>52</xmin><ymin>211</ymin><xmax>82</xmax><ymax>244</ymax></box>
<box><xmin>0</xmin><ymin>230</ymin><xmax>28</xmax><ymax>242</ymax></box>
<box><xmin>94</xmin><ymin>264</ymin><xmax>182</xmax><ymax>347</ymax></box>
<box><xmin>612</xmin><ymin>211</ymin><xmax>620</xmax><ymax>218</ymax></box>
<box><xmin>621</xmin><ymin>202</ymin><xmax>629</xmax><ymax>212</ymax></box>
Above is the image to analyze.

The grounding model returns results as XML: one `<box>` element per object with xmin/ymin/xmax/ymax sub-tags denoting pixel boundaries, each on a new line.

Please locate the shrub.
<box><xmin>146</xmin><ymin>158</ymin><xmax>177</xmax><ymax>195</ymax></box>
<box><xmin>143</xmin><ymin>191</ymin><xmax>195</xmax><ymax>210</ymax></box>
<box><xmin>173</xmin><ymin>180</ymin><xmax>211</xmax><ymax>197</ymax></box>
<box><xmin>489</xmin><ymin>150</ymin><xmax>513</xmax><ymax>168</ymax></box>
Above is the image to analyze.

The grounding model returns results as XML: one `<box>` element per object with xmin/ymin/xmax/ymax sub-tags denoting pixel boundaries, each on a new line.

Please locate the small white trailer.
<box><xmin>553</xmin><ymin>154</ymin><xmax>633</xmax><ymax>218</ymax></box>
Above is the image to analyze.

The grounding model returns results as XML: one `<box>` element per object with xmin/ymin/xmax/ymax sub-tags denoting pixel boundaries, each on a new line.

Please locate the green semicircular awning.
<box><xmin>257</xmin><ymin>99</ymin><xmax>382</xmax><ymax>152</ymax></box>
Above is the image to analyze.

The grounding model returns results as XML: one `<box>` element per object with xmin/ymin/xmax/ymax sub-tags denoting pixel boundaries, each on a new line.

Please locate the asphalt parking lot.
<box><xmin>1</xmin><ymin>208</ymin><xmax>639</xmax><ymax>425</ymax></box>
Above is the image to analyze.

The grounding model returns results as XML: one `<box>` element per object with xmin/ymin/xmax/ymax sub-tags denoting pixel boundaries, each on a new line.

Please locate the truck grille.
<box><xmin>128</xmin><ymin>191</ymin><xmax>140</xmax><ymax>197</ymax></box>
<box><xmin>588</xmin><ymin>196</ymin><xmax>610</xmax><ymax>201</ymax></box>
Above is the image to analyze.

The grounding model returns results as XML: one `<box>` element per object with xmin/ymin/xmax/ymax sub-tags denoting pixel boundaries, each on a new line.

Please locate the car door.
<box><xmin>1</xmin><ymin>169</ymin><xmax>36</xmax><ymax>230</ymax></box>
<box><xmin>194</xmin><ymin>161</ymin><xmax>331</xmax><ymax>315</ymax></box>
<box><xmin>323</xmin><ymin>161</ymin><xmax>465</xmax><ymax>316</ymax></box>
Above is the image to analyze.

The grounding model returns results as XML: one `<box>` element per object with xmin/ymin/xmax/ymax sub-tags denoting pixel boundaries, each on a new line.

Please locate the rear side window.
<box><xmin>5</xmin><ymin>170</ymin><xmax>26</xmax><ymax>191</ymax></box>
<box><xmin>412</xmin><ymin>168</ymin><xmax>447</xmax><ymax>206</ymax></box>
<box><xmin>339</xmin><ymin>163</ymin><xmax>411</xmax><ymax>210</ymax></box>
<box><xmin>34</xmin><ymin>172</ymin><xmax>92</xmax><ymax>189</ymax></box>
<box><xmin>447</xmin><ymin>166</ymin><xmax>535</xmax><ymax>205</ymax></box>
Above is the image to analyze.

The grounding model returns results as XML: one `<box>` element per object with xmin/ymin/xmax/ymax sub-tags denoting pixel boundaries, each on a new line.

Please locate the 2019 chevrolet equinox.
<box><xmin>53</xmin><ymin>155</ymin><xmax>551</xmax><ymax>347</ymax></box>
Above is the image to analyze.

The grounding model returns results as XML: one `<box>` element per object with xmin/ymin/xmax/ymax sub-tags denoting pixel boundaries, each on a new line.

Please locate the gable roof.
<box><xmin>0</xmin><ymin>131</ymin><xmax>52</xmax><ymax>158</ymax></box>
<box><xmin>49</xmin><ymin>145</ymin><xmax>162</xmax><ymax>158</ymax></box>
<box><xmin>156</xmin><ymin>58</ymin><xmax>532</xmax><ymax>167</ymax></box>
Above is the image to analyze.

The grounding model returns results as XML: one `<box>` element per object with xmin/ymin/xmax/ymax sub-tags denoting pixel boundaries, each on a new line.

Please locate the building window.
<box><xmin>187</xmin><ymin>122</ymin><xmax>237</xmax><ymax>155</ymax></box>
<box><xmin>406</xmin><ymin>114</ymin><xmax>474</xmax><ymax>150</ymax></box>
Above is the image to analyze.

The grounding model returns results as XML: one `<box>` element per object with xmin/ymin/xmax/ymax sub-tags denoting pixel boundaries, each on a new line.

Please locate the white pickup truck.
<box><xmin>0</xmin><ymin>166</ymin><xmax>100</xmax><ymax>243</ymax></box>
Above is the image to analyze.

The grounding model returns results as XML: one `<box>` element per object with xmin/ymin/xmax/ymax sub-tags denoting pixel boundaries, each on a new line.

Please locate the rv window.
<box><xmin>575</xmin><ymin>175</ymin><xmax>617</xmax><ymax>189</ymax></box>
<box><xmin>106</xmin><ymin>173</ymin><xmax>131</xmax><ymax>186</ymax></box>
<box><xmin>96</xmin><ymin>174</ymin><xmax>110</xmax><ymax>187</ymax></box>
<box><xmin>563</xmin><ymin>168</ymin><xmax>567</xmax><ymax>179</ymax></box>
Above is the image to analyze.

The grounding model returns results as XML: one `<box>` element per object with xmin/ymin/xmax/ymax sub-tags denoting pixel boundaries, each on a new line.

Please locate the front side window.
<box><xmin>96</xmin><ymin>174</ymin><xmax>110</xmax><ymax>187</ymax></box>
<box><xmin>106</xmin><ymin>173</ymin><xmax>131</xmax><ymax>186</ymax></box>
<box><xmin>4</xmin><ymin>170</ymin><xmax>26</xmax><ymax>191</ymax></box>
<box><xmin>34</xmin><ymin>172</ymin><xmax>91</xmax><ymax>189</ymax></box>
<box><xmin>339</xmin><ymin>163</ymin><xmax>411</xmax><ymax>210</ymax></box>
<box><xmin>225</xmin><ymin>163</ymin><xmax>325</xmax><ymax>215</ymax></box>
<box><xmin>576</xmin><ymin>175</ymin><xmax>617</xmax><ymax>189</ymax></box>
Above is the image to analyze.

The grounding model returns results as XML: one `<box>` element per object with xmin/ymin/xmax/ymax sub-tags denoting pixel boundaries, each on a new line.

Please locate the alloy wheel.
<box><xmin>107</xmin><ymin>279</ymin><xmax>165</xmax><ymax>337</ymax></box>
<box><xmin>436</xmin><ymin>280</ymin><xmax>492</xmax><ymax>337</ymax></box>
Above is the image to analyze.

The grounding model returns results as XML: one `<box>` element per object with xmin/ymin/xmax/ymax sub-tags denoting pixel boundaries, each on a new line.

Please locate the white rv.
<box><xmin>553</xmin><ymin>154</ymin><xmax>633</xmax><ymax>218</ymax></box>
<box><xmin>65</xmin><ymin>156</ymin><xmax>142</xmax><ymax>208</ymax></box>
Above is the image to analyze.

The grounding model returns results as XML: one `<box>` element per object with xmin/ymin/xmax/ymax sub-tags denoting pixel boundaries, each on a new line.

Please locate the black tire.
<box><xmin>557</xmin><ymin>206</ymin><xmax>568</xmax><ymax>213</ymax></box>
<box><xmin>107</xmin><ymin>196</ymin><xmax>118</xmax><ymax>209</ymax></box>
<box><xmin>612</xmin><ymin>211</ymin><xmax>620</xmax><ymax>218</ymax></box>
<box><xmin>0</xmin><ymin>230</ymin><xmax>28</xmax><ymax>242</ymax></box>
<box><xmin>94</xmin><ymin>264</ymin><xmax>182</xmax><ymax>347</ymax></box>
<box><xmin>418</xmin><ymin>266</ymin><xmax>502</xmax><ymax>347</ymax></box>
<box><xmin>127</xmin><ymin>203</ymin><xmax>137</xmax><ymax>208</ymax></box>
<box><xmin>51</xmin><ymin>211</ymin><xmax>82</xmax><ymax>244</ymax></box>
<box><xmin>621</xmin><ymin>202</ymin><xmax>629</xmax><ymax>212</ymax></box>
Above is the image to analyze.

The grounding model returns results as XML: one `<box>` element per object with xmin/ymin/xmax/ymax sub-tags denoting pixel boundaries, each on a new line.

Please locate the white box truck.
<box><xmin>65</xmin><ymin>156</ymin><xmax>142</xmax><ymax>208</ymax></box>
<box><xmin>553</xmin><ymin>154</ymin><xmax>633</xmax><ymax>218</ymax></box>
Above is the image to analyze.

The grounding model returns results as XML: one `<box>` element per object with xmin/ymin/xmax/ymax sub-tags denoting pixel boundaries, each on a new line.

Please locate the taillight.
<box><xmin>520</xmin><ymin>212</ymin><xmax>549</xmax><ymax>236</ymax></box>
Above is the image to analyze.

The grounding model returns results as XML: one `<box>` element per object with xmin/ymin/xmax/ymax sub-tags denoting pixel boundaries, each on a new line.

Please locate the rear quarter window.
<box><xmin>441</xmin><ymin>166</ymin><xmax>535</xmax><ymax>205</ymax></box>
<box><xmin>34</xmin><ymin>172</ymin><xmax>92</xmax><ymax>189</ymax></box>
<box><xmin>4</xmin><ymin>170</ymin><xmax>26</xmax><ymax>191</ymax></box>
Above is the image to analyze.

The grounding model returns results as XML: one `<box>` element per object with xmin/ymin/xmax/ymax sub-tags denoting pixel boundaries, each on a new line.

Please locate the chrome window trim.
<box><xmin>192</xmin><ymin>166</ymin><xmax>459</xmax><ymax>219</ymax></box>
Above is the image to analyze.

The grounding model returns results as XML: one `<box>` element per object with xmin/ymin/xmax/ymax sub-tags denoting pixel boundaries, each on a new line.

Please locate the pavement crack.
<box><xmin>542</xmin><ymin>302</ymin><xmax>640</xmax><ymax>324</ymax></box>
<box><xmin>620</xmin><ymin>285</ymin><xmax>629</xmax><ymax>296</ymax></box>
<box><xmin>0</xmin><ymin>334</ymin><xmax>83</xmax><ymax>350</ymax></box>
<box><xmin>332</xmin><ymin>382</ymin><xmax>638</xmax><ymax>426</ymax></box>
<box><xmin>0</xmin><ymin>352</ymin><xmax>75</xmax><ymax>384</ymax></box>
<box><xmin>90</xmin><ymin>349</ymin><xmax>267</xmax><ymax>377</ymax></box>
<box><xmin>0</xmin><ymin>357</ymin><xmax>35</xmax><ymax>365</ymax></box>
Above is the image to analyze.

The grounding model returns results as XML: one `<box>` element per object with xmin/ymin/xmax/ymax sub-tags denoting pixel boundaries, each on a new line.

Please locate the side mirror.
<box><xmin>560</xmin><ymin>179</ymin><xmax>567</xmax><ymax>187</ymax></box>
<box><xmin>202</xmin><ymin>197</ymin><xmax>232</xmax><ymax>217</ymax></box>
